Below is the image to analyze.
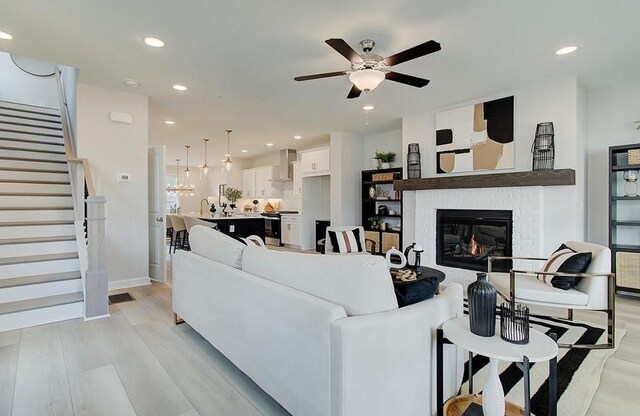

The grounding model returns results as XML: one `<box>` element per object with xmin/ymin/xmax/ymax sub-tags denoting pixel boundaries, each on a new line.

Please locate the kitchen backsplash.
<box><xmin>235</xmin><ymin>182</ymin><xmax>301</xmax><ymax>212</ymax></box>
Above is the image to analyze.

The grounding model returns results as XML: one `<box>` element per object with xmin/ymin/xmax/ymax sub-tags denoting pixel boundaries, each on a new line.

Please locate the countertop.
<box><xmin>175</xmin><ymin>212</ymin><xmax>265</xmax><ymax>221</ymax></box>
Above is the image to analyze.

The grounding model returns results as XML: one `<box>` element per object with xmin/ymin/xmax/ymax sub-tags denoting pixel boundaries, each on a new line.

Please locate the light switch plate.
<box><xmin>117</xmin><ymin>173</ymin><xmax>132</xmax><ymax>182</ymax></box>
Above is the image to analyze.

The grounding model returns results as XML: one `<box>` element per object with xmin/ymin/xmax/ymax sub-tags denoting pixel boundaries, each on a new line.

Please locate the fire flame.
<box><xmin>469</xmin><ymin>234</ymin><xmax>482</xmax><ymax>256</ymax></box>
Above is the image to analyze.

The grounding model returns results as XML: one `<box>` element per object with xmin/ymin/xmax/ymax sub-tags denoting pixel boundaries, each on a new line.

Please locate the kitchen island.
<box><xmin>181</xmin><ymin>212</ymin><xmax>266</xmax><ymax>241</ymax></box>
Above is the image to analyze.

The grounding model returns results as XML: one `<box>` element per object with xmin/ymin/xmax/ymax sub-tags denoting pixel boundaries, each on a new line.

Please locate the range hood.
<box><xmin>276</xmin><ymin>149</ymin><xmax>297</xmax><ymax>182</ymax></box>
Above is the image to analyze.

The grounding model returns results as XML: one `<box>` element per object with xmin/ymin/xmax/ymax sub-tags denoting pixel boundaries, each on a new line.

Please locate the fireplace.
<box><xmin>436</xmin><ymin>209</ymin><xmax>513</xmax><ymax>272</ymax></box>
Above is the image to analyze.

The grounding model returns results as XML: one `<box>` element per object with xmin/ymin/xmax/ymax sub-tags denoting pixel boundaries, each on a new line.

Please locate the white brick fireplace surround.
<box><xmin>414</xmin><ymin>187</ymin><xmax>545</xmax><ymax>287</ymax></box>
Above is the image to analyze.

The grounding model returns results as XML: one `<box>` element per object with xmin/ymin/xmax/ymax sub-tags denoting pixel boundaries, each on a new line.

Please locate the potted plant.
<box><xmin>368</xmin><ymin>216</ymin><xmax>381</xmax><ymax>230</ymax></box>
<box><xmin>223</xmin><ymin>187</ymin><xmax>243</xmax><ymax>209</ymax></box>
<box><xmin>375</xmin><ymin>151</ymin><xmax>396</xmax><ymax>169</ymax></box>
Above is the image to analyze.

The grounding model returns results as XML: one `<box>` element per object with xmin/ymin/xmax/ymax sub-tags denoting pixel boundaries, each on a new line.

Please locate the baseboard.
<box><xmin>108</xmin><ymin>276</ymin><xmax>150</xmax><ymax>292</ymax></box>
<box><xmin>83</xmin><ymin>313</ymin><xmax>110</xmax><ymax>322</ymax></box>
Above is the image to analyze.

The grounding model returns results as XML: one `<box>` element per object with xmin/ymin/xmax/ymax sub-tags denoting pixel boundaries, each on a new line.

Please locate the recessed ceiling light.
<box><xmin>172</xmin><ymin>84</ymin><xmax>188</xmax><ymax>91</ymax></box>
<box><xmin>241</xmin><ymin>149</ymin><xmax>248</xmax><ymax>153</ymax></box>
<box><xmin>0</xmin><ymin>30</ymin><xmax>13</xmax><ymax>40</ymax></box>
<box><xmin>224</xmin><ymin>153</ymin><xmax>231</xmax><ymax>157</ymax></box>
<box><xmin>164</xmin><ymin>120</ymin><xmax>175</xmax><ymax>125</ymax></box>
<box><xmin>266</xmin><ymin>143</ymin><xmax>274</xmax><ymax>147</ymax></box>
<box><xmin>220</xmin><ymin>159</ymin><xmax>226</xmax><ymax>162</ymax></box>
<box><xmin>143</xmin><ymin>37</ymin><xmax>164</xmax><ymax>48</ymax></box>
<box><xmin>293</xmin><ymin>135</ymin><xmax>302</xmax><ymax>140</ymax></box>
<box><xmin>555</xmin><ymin>45</ymin><xmax>577</xmax><ymax>55</ymax></box>
<box><xmin>362</xmin><ymin>105</ymin><xmax>375</xmax><ymax>111</ymax></box>
<box><xmin>125</xmin><ymin>79</ymin><xmax>140</xmax><ymax>87</ymax></box>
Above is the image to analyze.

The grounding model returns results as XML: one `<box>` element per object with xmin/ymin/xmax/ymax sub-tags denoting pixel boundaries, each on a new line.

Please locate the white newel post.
<box><xmin>85</xmin><ymin>196</ymin><xmax>109</xmax><ymax>319</ymax></box>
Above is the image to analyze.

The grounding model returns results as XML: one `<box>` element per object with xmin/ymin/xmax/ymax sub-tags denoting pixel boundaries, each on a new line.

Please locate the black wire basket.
<box><xmin>500</xmin><ymin>302</ymin><xmax>530</xmax><ymax>344</ymax></box>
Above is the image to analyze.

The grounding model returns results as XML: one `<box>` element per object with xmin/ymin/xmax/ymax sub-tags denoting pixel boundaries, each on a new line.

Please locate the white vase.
<box><xmin>372</xmin><ymin>158</ymin><xmax>380</xmax><ymax>169</ymax></box>
<box><xmin>482</xmin><ymin>358</ymin><xmax>505</xmax><ymax>416</ymax></box>
<box><xmin>381</xmin><ymin>162</ymin><xmax>391</xmax><ymax>169</ymax></box>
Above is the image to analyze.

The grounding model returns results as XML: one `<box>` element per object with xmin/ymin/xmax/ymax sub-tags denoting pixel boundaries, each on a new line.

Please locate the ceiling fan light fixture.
<box><xmin>349</xmin><ymin>69</ymin><xmax>385</xmax><ymax>92</ymax></box>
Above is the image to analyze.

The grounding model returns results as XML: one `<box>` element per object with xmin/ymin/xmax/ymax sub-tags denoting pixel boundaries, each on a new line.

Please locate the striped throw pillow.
<box><xmin>538</xmin><ymin>244</ymin><xmax>592</xmax><ymax>290</ymax></box>
<box><xmin>328</xmin><ymin>229</ymin><xmax>364</xmax><ymax>253</ymax></box>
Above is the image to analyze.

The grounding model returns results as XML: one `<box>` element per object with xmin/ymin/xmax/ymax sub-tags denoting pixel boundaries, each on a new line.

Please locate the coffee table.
<box><xmin>437</xmin><ymin>317</ymin><xmax>558</xmax><ymax>416</ymax></box>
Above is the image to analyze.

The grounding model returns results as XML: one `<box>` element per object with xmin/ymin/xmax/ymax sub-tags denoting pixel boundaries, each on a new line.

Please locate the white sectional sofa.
<box><xmin>173</xmin><ymin>226</ymin><xmax>464</xmax><ymax>416</ymax></box>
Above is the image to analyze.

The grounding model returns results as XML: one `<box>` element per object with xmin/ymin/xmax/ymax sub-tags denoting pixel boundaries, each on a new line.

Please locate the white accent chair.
<box><xmin>321</xmin><ymin>226</ymin><xmax>377</xmax><ymax>255</ymax></box>
<box><xmin>488</xmin><ymin>241</ymin><xmax>616</xmax><ymax>349</ymax></box>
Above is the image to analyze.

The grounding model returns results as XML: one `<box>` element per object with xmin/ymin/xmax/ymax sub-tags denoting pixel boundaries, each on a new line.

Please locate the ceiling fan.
<box><xmin>294</xmin><ymin>38</ymin><xmax>441</xmax><ymax>99</ymax></box>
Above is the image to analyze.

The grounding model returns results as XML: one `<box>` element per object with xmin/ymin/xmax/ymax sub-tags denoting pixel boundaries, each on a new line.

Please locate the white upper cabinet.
<box><xmin>242</xmin><ymin>166</ymin><xmax>282</xmax><ymax>199</ymax></box>
<box><xmin>299</xmin><ymin>147</ymin><xmax>330</xmax><ymax>177</ymax></box>
<box><xmin>292</xmin><ymin>161</ymin><xmax>302</xmax><ymax>196</ymax></box>
<box><xmin>242</xmin><ymin>169</ymin><xmax>256</xmax><ymax>199</ymax></box>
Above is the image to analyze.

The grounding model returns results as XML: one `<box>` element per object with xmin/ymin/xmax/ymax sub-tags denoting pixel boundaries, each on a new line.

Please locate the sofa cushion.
<box><xmin>491</xmin><ymin>272</ymin><xmax>589</xmax><ymax>306</ymax></box>
<box><xmin>189</xmin><ymin>225</ymin><xmax>245</xmax><ymax>269</ymax></box>
<box><xmin>242</xmin><ymin>247</ymin><xmax>398</xmax><ymax>316</ymax></box>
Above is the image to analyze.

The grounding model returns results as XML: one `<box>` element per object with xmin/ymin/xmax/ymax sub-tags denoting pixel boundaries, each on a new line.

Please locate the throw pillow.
<box><xmin>538</xmin><ymin>244</ymin><xmax>592</xmax><ymax>290</ymax></box>
<box><xmin>328</xmin><ymin>228</ymin><xmax>364</xmax><ymax>253</ymax></box>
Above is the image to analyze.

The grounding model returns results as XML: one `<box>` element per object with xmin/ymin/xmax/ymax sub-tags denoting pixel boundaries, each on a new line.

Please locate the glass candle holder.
<box><xmin>624</xmin><ymin>169</ymin><xmax>638</xmax><ymax>196</ymax></box>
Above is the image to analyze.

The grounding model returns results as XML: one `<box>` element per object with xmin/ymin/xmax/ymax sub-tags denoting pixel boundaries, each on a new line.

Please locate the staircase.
<box><xmin>0</xmin><ymin>100</ymin><xmax>84</xmax><ymax>331</ymax></box>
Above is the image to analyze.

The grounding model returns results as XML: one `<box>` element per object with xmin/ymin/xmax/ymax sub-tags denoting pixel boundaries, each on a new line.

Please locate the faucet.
<box><xmin>200</xmin><ymin>199</ymin><xmax>209</xmax><ymax>216</ymax></box>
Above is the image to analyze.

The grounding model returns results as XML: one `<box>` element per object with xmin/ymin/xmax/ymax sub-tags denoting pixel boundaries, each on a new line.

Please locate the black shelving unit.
<box><xmin>609</xmin><ymin>143</ymin><xmax>640</xmax><ymax>293</ymax></box>
<box><xmin>361</xmin><ymin>167</ymin><xmax>403</xmax><ymax>254</ymax></box>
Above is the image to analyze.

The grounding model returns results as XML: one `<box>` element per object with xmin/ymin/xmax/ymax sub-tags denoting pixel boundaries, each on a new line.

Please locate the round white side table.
<box><xmin>437</xmin><ymin>317</ymin><xmax>558</xmax><ymax>416</ymax></box>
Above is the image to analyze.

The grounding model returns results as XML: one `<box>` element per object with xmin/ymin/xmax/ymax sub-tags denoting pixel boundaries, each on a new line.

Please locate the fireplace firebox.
<box><xmin>436</xmin><ymin>209</ymin><xmax>513</xmax><ymax>272</ymax></box>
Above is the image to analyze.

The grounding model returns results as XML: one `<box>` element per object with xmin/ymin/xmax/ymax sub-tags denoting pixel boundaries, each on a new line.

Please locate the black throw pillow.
<box><xmin>539</xmin><ymin>244</ymin><xmax>592</xmax><ymax>290</ymax></box>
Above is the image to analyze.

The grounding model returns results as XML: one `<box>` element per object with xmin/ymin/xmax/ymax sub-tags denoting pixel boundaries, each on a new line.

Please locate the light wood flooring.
<box><xmin>0</xmin><ymin>253</ymin><xmax>639</xmax><ymax>415</ymax></box>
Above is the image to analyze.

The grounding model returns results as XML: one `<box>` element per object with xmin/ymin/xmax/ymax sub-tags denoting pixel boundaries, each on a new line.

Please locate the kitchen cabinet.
<box><xmin>292</xmin><ymin>161</ymin><xmax>302</xmax><ymax>196</ymax></box>
<box><xmin>281</xmin><ymin>215</ymin><xmax>301</xmax><ymax>247</ymax></box>
<box><xmin>242</xmin><ymin>169</ymin><xmax>256</xmax><ymax>198</ymax></box>
<box><xmin>242</xmin><ymin>166</ymin><xmax>281</xmax><ymax>198</ymax></box>
<box><xmin>300</xmin><ymin>147</ymin><xmax>330</xmax><ymax>177</ymax></box>
<box><xmin>203</xmin><ymin>217</ymin><xmax>265</xmax><ymax>241</ymax></box>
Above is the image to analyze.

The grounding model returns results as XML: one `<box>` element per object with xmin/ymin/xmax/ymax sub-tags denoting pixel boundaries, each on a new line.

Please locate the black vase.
<box><xmin>468</xmin><ymin>272</ymin><xmax>497</xmax><ymax>337</ymax></box>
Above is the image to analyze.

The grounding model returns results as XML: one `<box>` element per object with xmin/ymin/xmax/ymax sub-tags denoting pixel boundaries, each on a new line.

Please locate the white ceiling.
<box><xmin>1</xmin><ymin>1</ymin><xmax>639</xmax><ymax>164</ymax></box>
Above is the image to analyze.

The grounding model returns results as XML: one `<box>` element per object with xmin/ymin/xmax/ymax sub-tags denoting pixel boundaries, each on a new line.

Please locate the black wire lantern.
<box><xmin>531</xmin><ymin>122</ymin><xmax>555</xmax><ymax>171</ymax></box>
<box><xmin>407</xmin><ymin>143</ymin><xmax>421</xmax><ymax>179</ymax></box>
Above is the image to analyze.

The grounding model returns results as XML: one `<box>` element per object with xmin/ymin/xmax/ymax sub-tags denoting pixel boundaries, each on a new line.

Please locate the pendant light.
<box><xmin>200</xmin><ymin>138</ymin><xmax>210</xmax><ymax>178</ymax></box>
<box><xmin>223</xmin><ymin>129</ymin><xmax>233</xmax><ymax>172</ymax></box>
<box><xmin>184</xmin><ymin>145</ymin><xmax>192</xmax><ymax>178</ymax></box>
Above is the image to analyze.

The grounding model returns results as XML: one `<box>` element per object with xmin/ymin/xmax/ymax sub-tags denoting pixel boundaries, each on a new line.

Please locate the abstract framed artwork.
<box><xmin>436</xmin><ymin>95</ymin><xmax>514</xmax><ymax>174</ymax></box>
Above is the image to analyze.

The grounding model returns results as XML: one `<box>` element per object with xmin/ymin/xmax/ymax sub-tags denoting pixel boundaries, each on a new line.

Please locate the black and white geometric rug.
<box><xmin>459</xmin><ymin>309</ymin><xmax>624</xmax><ymax>416</ymax></box>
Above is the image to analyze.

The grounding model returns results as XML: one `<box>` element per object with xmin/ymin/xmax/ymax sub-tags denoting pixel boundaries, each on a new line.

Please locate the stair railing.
<box><xmin>55</xmin><ymin>67</ymin><xmax>109</xmax><ymax>320</ymax></box>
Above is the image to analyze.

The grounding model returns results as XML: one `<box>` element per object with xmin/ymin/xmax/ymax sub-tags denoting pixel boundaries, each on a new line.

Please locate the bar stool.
<box><xmin>168</xmin><ymin>215</ymin><xmax>187</xmax><ymax>253</ymax></box>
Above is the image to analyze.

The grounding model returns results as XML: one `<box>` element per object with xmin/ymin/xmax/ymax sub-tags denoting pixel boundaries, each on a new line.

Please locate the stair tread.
<box><xmin>0</xmin><ymin>252</ymin><xmax>79</xmax><ymax>266</ymax></box>
<box><xmin>0</xmin><ymin>192</ymin><xmax>72</xmax><ymax>197</ymax></box>
<box><xmin>0</xmin><ymin>119</ymin><xmax>62</xmax><ymax>131</ymax></box>
<box><xmin>0</xmin><ymin>235</ymin><xmax>76</xmax><ymax>245</ymax></box>
<box><xmin>0</xmin><ymin>110</ymin><xmax>62</xmax><ymax>124</ymax></box>
<box><xmin>0</xmin><ymin>220</ymin><xmax>74</xmax><ymax>227</ymax></box>
<box><xmin>0</xmin><ymin>179</ymin><xmax>70</xmax><ymax>185</ymax></box>
<box><xmin>0</xmin><ymin>101</ymin><xmax>60</xmax><ymax>116</ymax></box>
<box><xmin>0</xmin><ymin>136</ymin><xmax>64</xmax><ymax>146</ymax></box>
<box><xmin>0</xmin><ymin>166</ymin><xmax>69</xmax><ymax>174</ymax></box>
<box><xmin>0</xmin><ymin>291</ymin><xmax>83</xmax><ymax>315</ymax></box>
<box><xmin>0</xmin><ymin>271</ymin><xmax>81</xmax><ymax>289</ymax></box>
<box><xmin>0</xmin><ymin>127</ymin><xmax>63</xmax><ymax>138</ymax></box>
<box><xmin>0</xmin><ymin>206</ymin><xmax>73</xmax><ymax>211</ymax></box>
<box><xmin>0</xmin><ymin>145</ymin><xmax>66</xmax><ymax>155</ymax></box>
<box><xmin>0</xmin><ymin>156</ymin><xmax>67</xmax><ymax>164</ymax></box>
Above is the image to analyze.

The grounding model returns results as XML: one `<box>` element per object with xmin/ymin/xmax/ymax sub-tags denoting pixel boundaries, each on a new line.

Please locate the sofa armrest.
<box><xmin>330</xmin><ymin>283</ymin><xmax>464</xmax><ymax>416</ymax></box>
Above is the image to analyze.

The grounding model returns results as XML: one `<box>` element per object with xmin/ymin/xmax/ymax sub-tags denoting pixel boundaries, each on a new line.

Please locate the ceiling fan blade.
<box><xmin>294</xmin><ymin>71</ymin><xmax>347</xmax><ymax>82</ymax></box>
<box><xmin>383</xmin><ymin>40</ymin><xmax>441</xmax><ymax>66</ymax></box>
<box><xmin>325</xmin><ymin>38</ymin><xmax>363</xmax><ymax>63</ymax></box>
<box><xmin>346</xmin><ymin>85</ymin><xmax>362</xmax><ymax>99</ymax></box>
<box><xmin>385</xmin><ymin>71</ymin><xmax>430</xmax><ymax>88</ymax></box>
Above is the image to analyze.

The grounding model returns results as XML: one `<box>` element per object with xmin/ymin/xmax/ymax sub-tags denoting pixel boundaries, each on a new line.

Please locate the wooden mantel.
<box><xmin>394</xmin><ymin>169</ymin><xmax>575</xmax><ymax>191</ymax></box>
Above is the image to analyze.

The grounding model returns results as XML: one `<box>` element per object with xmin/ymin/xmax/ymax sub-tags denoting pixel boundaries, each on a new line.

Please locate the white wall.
<box><xmin>0</xmin><ymin>52</ymin><xmax>59</xmax><ymax>108</ymax></box>
<box><xmin>330</xmin><ymin>131</ymin><xmax>363</xmax><ymax>225</ymax></box>
<box><xmin>363</xmin><ymin>129</ymin><xmax>403</xmax><ymax>168</ymax></box>
<box><xmin>402</xmin><ymin>77</ymin><xmax>585</xmax><ymax>252</ymax></box>
<box><xmin>587</xmin><ymin>80</ymin><xmax>640</xmax><ymax>245</ymax></box>
<box><xmin>77</xmin><ymin>84</ymin><xmax>149</xmax><ymax>287</ymax></box>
